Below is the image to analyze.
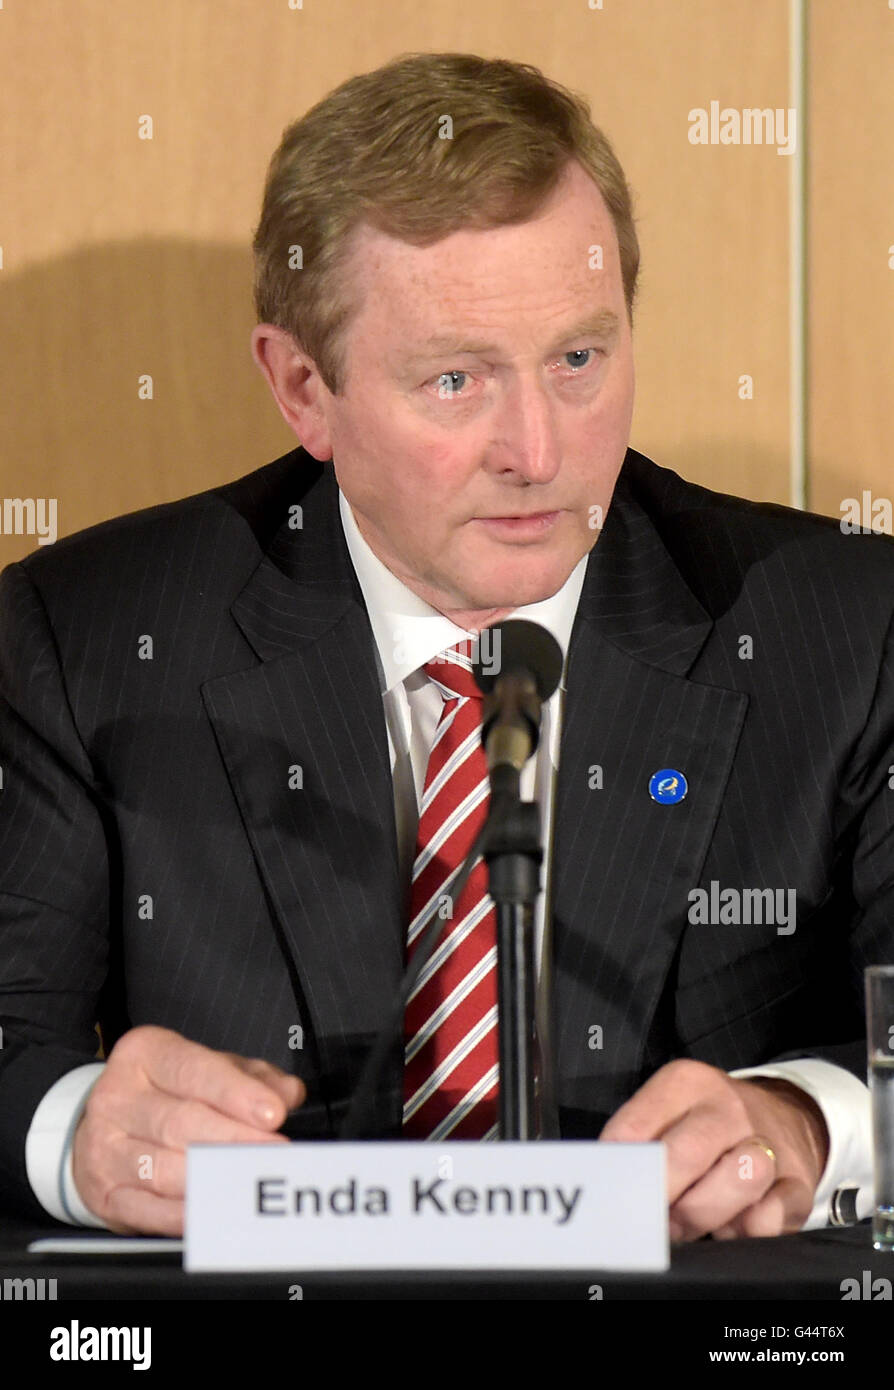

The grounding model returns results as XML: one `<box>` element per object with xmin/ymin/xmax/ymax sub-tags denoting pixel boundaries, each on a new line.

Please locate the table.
<box><xmin>1</xmin><ymin>1211</ymin><xmax>891</xmax><ymax>1298</ymax></box>
<box><xmin>1</xmin><ymin>1212</ymin><xmax>891</xmax><ymax>1373</ymax></box>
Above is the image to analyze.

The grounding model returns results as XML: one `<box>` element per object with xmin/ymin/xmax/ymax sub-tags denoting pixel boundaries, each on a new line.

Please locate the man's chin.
<box><xmin>451</xmin><ymin>567</ymin><xmax>578</xmax><ymax>614</ymax></box>
<box><xmin>487</xmin><ymin>549</ymin><xmax>585</xmax><ymax>602</ymax></box>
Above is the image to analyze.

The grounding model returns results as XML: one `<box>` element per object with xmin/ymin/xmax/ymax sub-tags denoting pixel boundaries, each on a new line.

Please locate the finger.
<box><xmin>99</xmin><ymin>1185</ymin><xmax>187</xmax><ymax>1239</ymax></box>
<box><xmin>599</xmin><ymin>1059</ymin><xmax>724</xmax><ymax>1143</ymax></box>
<box><xmin>650</xmin><ymin>1104</ymin><xmax>754</xmax><ymax>1206</ymax></box>
<box><xmin>102</xmin><ymin>1089</ymin><xmax>298</xmax><ymax>1152</ymax></box>
<box><xmin>120</xmin><ymin>1027</ymin><xmax>299</xmax><ymax>1129</ymax></box>
<box><xmin>227</xmin><ymin>1056</ymin><xmax>306</xmax><ymax>1112</ymax></box>
<box><xmin>74</xmin><ymin>1120</ymin><xmax>291</xmax><ymax>1227</ymax></box>
<box><xmin>718</xmin><ymin>1177</ymin><xmax>813</xmax><ymax>1239</ymax></box>
<box><xmin>79</xmin><ymin>1137</ymin><xmax>210</xmax><ymax>1205</ymax></box>
<box><xmin>669</xmin><ymin>1139</ymin><xmax>778</xmax><ymax>1240</ymax></box>
<box><xmin>76</xmin><ymin>1127</ymin><xmax>187</xmax><ymax>1208</ymax></box>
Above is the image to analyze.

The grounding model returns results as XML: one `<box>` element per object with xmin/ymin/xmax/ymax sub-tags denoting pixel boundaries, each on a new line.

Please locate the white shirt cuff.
<box><xmin>24</xmin><ymin>1062</ymin><xmax>109</xmax><ymax>1227</ymax></box>
<box><xmin>729</xmin><ymin>1057</ymin><xmax>874</xmax><ymax>1230</ymax></box>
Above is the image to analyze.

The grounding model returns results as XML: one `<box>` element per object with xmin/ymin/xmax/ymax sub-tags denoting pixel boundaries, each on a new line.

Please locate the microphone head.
<box><xmin>471</xmin><ymin>619</ymin><xmax>564</xmax><ymax>700</ymax></box>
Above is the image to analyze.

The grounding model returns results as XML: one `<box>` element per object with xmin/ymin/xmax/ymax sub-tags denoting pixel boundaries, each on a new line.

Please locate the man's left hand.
<box><xmin>598</xmin><ymin>1060</ymin><xmax>830</xmax><ymax>1241</ymax></box>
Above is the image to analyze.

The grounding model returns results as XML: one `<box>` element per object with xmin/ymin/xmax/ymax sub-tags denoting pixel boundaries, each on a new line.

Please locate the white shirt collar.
<box><xmin>338</xmin><ymin>488</ymin><xmax>588</xmax><ymax>691</ymax></box>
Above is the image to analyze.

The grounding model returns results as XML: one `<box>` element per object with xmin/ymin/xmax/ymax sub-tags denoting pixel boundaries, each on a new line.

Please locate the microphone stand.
<box><xmin>473</xmin><ymin>623</ymin><xmax>564</xmax><ymax>1143</ymax></box>
<box><xmin>484</xmin><ymin>765</ymin><xmax>544</xmax><ymax>1141</ymax></box>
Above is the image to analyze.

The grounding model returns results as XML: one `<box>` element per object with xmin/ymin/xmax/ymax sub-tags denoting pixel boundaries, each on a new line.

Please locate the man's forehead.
<box><xmin>343</xmin><ymin>165</ymin><xmax>624</xmax><ymax>363</ymax></box>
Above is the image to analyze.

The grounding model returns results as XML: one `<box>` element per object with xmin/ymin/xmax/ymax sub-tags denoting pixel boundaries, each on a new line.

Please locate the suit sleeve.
<box><xmin>0</xmin><ymin>561</ymin><xmax>112</xmax><ymax>1220</ymax></box>
<box><xmin>771</xmin><ymin>605</ymin><xmax>894</xmax><ymax>1082</ymax></box>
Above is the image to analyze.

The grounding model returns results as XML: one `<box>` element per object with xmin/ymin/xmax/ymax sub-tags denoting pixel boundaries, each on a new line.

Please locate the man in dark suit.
<box><xmin>1</xmin><ymin>52</ymin><xmax>891</xmax><ymax>1241</ymax></box>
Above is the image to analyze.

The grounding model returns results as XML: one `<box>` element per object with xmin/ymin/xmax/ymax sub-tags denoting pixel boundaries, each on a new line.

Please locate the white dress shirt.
<box><xmin>25</xmin><ymin>486</ymin><xmax>874</xmax><ymax>1232</ymax></box>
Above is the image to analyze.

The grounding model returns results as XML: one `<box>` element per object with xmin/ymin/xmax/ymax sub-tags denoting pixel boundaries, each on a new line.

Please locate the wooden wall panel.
<box><xmin>0</xmin><ymin>1</ymin><xmax>886</xmax><ymax>567</ymax></box>
<box><xmin>807</xmin><ymin>0</ymin><xmax>894</xmax><ymax>519</ymax></box>
<box><xmin>611</xmin><ymin>0</ymin><xmax>791</xmax><ymax>503</ymax></box>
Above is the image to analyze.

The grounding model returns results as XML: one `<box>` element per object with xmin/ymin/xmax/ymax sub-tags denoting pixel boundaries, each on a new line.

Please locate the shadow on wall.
<box><xmin>0</xmin><ymin>238</ymin><xmax>299</xmax><ymax>565</ymax></box>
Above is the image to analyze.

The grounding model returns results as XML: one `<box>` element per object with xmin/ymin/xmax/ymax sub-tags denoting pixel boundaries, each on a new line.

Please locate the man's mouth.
<box><xmin>474</xmin><ymin>511</ymin><xmax>562</xmax><ymax>537</ymax></box>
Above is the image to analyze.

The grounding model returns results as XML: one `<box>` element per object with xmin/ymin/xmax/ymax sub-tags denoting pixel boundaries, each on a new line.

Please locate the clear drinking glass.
<box><xmin>866</xmin><ymin>965</ymin><xmax>894</xmax><ymax>1251</ymax></box>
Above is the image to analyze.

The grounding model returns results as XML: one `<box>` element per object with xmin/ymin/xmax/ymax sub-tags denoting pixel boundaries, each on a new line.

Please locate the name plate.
<box><xmin>184</xmin><ymin>1141</ymin><xmax>667</xmax><ymax>1272</ymax></box>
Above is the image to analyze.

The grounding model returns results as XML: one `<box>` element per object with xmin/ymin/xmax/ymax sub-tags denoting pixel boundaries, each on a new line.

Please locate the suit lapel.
<box><xmin>202</xmin><ymin>461</ymin><xmax>404</xmax><ymax>1132</ymax></box>
<box><xmin>551</xmin><ymin>461</ymin><xmax>748</xmax><ymax>1122</ymax></box>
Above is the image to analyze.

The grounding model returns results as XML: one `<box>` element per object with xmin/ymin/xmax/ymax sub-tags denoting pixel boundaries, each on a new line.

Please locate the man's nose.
<box><xmin>491</xmin><ymin>375</ymin><xmax>562</xmax><ymax>483</ymax></box>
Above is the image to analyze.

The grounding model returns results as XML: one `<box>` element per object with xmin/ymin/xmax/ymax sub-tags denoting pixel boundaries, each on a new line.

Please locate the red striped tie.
<box><xmin>402</xmin><ymin>640</ymin><xmax>499</xmax><ymax>1140</ymax></box>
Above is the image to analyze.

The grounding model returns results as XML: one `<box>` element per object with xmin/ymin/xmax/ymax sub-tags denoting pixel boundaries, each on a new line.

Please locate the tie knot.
<box><xmin>423</xmin><ymin>640</ymin><xmax>482</xmax><ymax>702</ymax></box>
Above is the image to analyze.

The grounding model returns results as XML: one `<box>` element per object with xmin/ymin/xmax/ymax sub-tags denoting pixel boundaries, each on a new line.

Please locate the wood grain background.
<box><xmin>0</xmin><ymin>0</ymin><xmax>890</xmax><ymax>565</ymax></box>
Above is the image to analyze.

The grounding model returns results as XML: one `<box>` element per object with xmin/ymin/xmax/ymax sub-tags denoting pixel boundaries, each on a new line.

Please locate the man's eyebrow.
<box><xmin>402</xmin><ymin>310</ymin><xmax>621</xmax><ymax>363</ymax></box>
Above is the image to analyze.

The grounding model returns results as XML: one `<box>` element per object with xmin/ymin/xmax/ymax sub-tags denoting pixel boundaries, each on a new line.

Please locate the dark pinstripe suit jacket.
<box><xmin>1</xmin><ymin>444</ymin><xmax>893</xmax><ymax>1220</ymax></box>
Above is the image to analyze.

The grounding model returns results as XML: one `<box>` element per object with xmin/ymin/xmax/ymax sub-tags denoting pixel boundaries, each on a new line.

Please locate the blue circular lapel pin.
<box><xmin>649</xmin><ymin>769</ymin><xmax>688</xmax><ymax>804</ymax></box>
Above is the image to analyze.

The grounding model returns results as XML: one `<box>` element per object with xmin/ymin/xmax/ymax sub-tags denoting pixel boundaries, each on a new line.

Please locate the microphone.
<box><xmin>471</xmin><ymin>620</ymin><xmax>564</xmax><ymax>783</ymax></box>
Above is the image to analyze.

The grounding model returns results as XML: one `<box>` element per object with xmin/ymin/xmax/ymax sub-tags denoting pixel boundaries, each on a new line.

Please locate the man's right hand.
<box><xmin>71</xmin><ymin>1025</ymin><xmax>306</xmax><ymax>1236</ymax></box>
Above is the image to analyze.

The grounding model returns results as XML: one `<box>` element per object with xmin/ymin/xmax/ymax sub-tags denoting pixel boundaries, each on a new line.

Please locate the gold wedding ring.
<box><xmin>745</xmin><ymin>1135</ymin><xmax>777</xmax><ymax>1164</ymax></box>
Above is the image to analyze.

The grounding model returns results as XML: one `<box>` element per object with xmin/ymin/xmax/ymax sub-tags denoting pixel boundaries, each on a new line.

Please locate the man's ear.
<box><xmin>250</xmin><ymin>324</ymin><xmax>333</xmax><ymax>461</ymax></box>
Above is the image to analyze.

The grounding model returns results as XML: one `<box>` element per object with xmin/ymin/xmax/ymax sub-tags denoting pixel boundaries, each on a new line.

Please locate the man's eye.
<box><xmin>430</xmin><ymin>350</ymin><xmax>599</xmax><ymax>398</ymax></box>
<box><xmin>434</xmin><ymin>370</ymin><xmax>467</xmax><ymax>397</ymax></box>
